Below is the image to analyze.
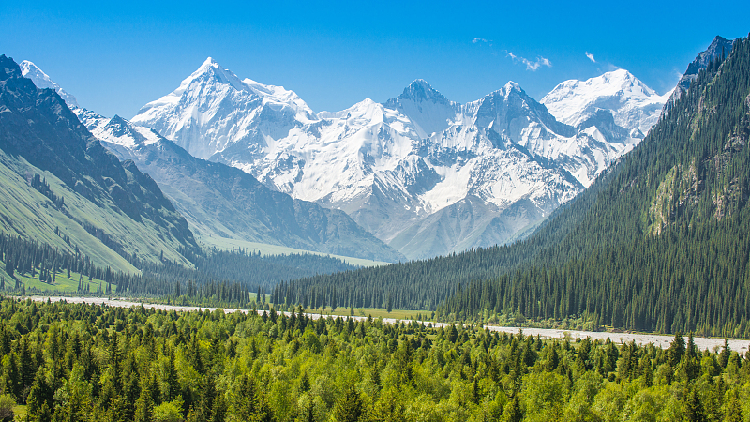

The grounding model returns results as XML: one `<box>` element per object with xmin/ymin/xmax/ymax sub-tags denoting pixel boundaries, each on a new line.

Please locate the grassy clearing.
<box><xmin>197</xmin><ymin>235</ymin><xmax>387</xmax><ymax>267</ymax></box>
<box><xmin>0</xmin><ymin>261</ymin><xmax>109</xmax><ymax>294</ymax></box>
<box><xmin>301</xmin><ymin>306</ymin><xmax>433</xmax><ymax>322</ymax></box>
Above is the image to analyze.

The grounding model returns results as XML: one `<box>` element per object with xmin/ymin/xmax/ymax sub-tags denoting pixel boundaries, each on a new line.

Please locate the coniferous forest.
<box><xmin>1</xmin><ymin>297</ymin><xmax>750</xmax><ymax>422</ymax></box>
<box><xmin>0</xmin><ymin>232</ymin><xmax>357</xmax><ymax>308</ymax></box>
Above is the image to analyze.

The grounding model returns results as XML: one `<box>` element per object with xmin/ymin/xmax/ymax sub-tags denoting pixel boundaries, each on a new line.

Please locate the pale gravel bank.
<box><xmin>22</xmin><ymin>295</ymin><xmax>749</xmax><ymax>353</ymax></box>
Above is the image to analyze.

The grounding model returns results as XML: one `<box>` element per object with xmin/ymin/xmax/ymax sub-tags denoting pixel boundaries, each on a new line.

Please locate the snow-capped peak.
<box><xmin>396</xmin><ymin>79</ymin><xmax>451</xmax><ymax>104</ymax></box>
<box><xmin>383</xmin><ymin>80</ymin><xmax>460</xmax><ymax>139</ymax></box>
<box><xmin>541</xmin><ymin>68</ymin><xmax>670</xmax><ymax>136</ymax></box>
<box><xmin>502</xmin><ymin>81</ymin><xmax>522</xmax><ymax>94</ymax></box>
<box><xmin>130</xmin><ymin>57</ymin><xmax>317</xmax><ymax>159</ymax></box>
<box><xmin>136</xmin><ymin>57</ymin><xmax>246</xmax><ymax>115</ymax></box>
<box><xmin>20</xmin><ymin>60</ymin><xmax>80</xmax><ymax>109</ymax></box>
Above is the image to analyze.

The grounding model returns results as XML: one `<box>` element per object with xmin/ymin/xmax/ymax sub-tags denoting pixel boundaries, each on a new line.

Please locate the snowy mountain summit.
<box><xmin>541</xmin><ymin>68</ymin><xmax>671</xmax><ymax>140</ymax></box>
<box><xmin>130</xmin><ymin>58</ymin><xmax>669</xmax><ymax>259</ymax></box>
<box><xmin>131</xmin><ymin>57</ymin><xmax>316</xmax><ymax>160</ymax></box>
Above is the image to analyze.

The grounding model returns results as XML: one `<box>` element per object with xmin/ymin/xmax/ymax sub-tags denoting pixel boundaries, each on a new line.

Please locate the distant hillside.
<box><xmin>0</xmin><ymin>54</ymin><xmax>197</xmax><ymax>272</ymax></box>
<box><xmin>73</xmin><ymin>112</ymin><xmax>405</xmax><ymax>263</ymax></box>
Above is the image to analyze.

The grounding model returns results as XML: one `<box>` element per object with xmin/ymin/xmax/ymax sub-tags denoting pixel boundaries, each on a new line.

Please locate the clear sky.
<box><xmin>3</xmin><ymin>0</ymin><xmax>749</xmax><ymax>118</ymax></box>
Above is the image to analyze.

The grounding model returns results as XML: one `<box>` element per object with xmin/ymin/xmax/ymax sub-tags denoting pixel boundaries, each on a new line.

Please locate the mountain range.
<box><xmin>17</xmin><ymin>48</ymin><xmax>678</xmax><ymax>262</ymax></box>
<box><xmin>126</xmin><ymin>58</ymin><xmax>670</xmax><ymax>259</ymax></box>
<box><xmin>19</xmin><ymin>61</ymin><xmax>405</xmax><ymax>263</ymax></box>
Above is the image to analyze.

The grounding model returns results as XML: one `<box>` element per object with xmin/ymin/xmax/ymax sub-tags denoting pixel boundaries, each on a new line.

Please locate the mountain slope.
<box><xmin>20</xmin><ymin>60</ymin><xmax>79</xmax><ymax>109</ymax></box>
<box><xmin>437</xmin><ymin>36</ymin><xmax>750</xmax><ymax>336</ymax></box>
<box><xmin>132</xmin><ymin>62</ymin><xmax>666</xmax><ymax>259</ymax></box>
<box><xmin>0</xmin><ymin>54</ymin><xmax>197</xmax><ymax>271</ymax></box>
<box><xmin>76</xmin><ymin>112</ymin><xmax>405</xmax><ymax>263</ymax></box>
<box><xmin>664</xmin><ymin>35</ymin><xmax>735</xmax><ymax>110</ymax></box>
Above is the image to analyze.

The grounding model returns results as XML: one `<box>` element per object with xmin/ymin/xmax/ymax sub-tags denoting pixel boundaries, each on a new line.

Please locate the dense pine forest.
<box><xmin>275</xmin><ymin>36</ymin><xmax>750</xmax><ymax>337</ymax></box>
<box><xmin>1</xmin><ymin>297</ymin><xmax>749</xmax><ymax>422</ymax></box>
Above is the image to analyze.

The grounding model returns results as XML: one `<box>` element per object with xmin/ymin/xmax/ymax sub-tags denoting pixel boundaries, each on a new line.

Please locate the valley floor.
<box><xmin>23</xmin><ymin>295</ymin><xmax>749</xmax><ymax>352</ymax></box>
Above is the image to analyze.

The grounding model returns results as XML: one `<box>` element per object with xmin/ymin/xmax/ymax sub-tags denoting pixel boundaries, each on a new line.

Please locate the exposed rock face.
<box><xmin>664</xmin><ymin>36</ymin><xmax>735</xmax><ymax>111</ymax></box>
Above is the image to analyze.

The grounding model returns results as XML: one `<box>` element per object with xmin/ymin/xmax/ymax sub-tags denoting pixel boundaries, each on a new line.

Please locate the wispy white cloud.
<box><xmin>507</xmin><ymin>52</ymin><xmax>552</xmax><ymax>71</ymax></box>
<box><xmin>472</xmin><ymin>38</ymin><xmax>494</xmax><ymax>48</ymax></box>
<box><xmin>585</xmin><ymin>52</ymin><xmax>596</xmax><ymax>63</ymax></box>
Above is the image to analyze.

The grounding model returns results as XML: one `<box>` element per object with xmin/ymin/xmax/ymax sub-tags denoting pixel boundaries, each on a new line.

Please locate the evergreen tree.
<box><xmin>332</xmin><ymin>386</ymin><xmax>365</xmax><ymax>422</ymax></box>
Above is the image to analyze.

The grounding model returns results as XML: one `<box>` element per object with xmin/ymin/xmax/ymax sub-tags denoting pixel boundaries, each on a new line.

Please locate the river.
<box><xmin>23</xmin><ymin>295</ymin><xmax>749</xmax><ymax>353</ymax></box>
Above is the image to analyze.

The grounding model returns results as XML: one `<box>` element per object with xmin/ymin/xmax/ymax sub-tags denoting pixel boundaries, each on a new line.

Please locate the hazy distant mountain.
<box><xmin>73</xmin><ymin>111</ymin><xmax>405</xmax><ymax>263</ymax></box>
<box><xmin>1</xmin><ymin>55</ymin><xmax>197</xmax><ymax>272</ymax></box>
<box><xmin>130</xmin><ymin>59</ymin><xmax>669</xmax><ymax>259</ymax></box>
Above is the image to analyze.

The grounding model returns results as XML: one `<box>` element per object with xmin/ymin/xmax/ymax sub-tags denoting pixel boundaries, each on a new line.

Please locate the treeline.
<box><xmin>30</xmin><ymin>174</ymin><xmax>65</xmax><ymax>210</ymax></box>
<box><xmin>0</xmin><ymin>233</ymin><xmax>105</xmax><ymax>287</ymax></box>
<box><xmin>270</xmin><ymin>244</ymin><xmax>530</xmax><ymax>311</ymax></box>
<box><xmin>438</xmin><ymin>211</ymin><xmax>750</xmax><ymax>337</ymax></box>
<box><xmin>166</xmin><ymin>246</ymin><xmax>356</xmax><ymax>287</ymax></box>
<box><xmin>1</xmin><ymin>297</ymin><xmax>750</xmax><ymax>421</ymax></box>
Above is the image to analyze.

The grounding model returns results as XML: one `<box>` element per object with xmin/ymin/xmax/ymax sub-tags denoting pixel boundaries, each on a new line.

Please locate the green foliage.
<box><xmin>0</xmin><ymin>231</ymin><xmax>359</xmax><ymax>310</ymax></box>
<box><xmin>0</xmin><ymin>394</ymin><xmax>14</xmax><ymax>422</ymax></box>
<box><xmin>0</xmin><ymin>298</ymin><xmax>745</xmax><ymax>421</ymax></box>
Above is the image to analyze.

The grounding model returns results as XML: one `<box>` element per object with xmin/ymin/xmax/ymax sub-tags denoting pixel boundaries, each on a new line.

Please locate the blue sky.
<box><xmin>3</xmin><ymin>1</ymin><xmax>749</xmax><ymax>118</ymax></box>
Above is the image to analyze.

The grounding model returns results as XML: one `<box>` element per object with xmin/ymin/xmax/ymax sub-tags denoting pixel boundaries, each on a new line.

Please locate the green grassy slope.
<box><xmin>0</xmin><ymin>150</ymin><xmax>137</xmax><ymax>273</ymax></box>
<box><xmin>0</xmin><ymin>54</ymin><xmax>198</xmax><ymax>271</ymax></box>
<box><xmin>196</xmin><ymin>234</ymin><xmax>386</xmax><ymax>267</ymax></box>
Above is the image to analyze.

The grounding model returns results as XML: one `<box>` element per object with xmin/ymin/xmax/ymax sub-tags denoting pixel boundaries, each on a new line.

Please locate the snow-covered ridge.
<box><xmin>76</xmin><ymin>110</ymin><xmax>161</xmax><ymax>149</ymax></box>
<box><xmin>20</xmin><ymin>60</ymin><xmax>80</xmax><ymax>109</ymax></box>
<box><xmin>130</xmin><ymin>57</ymin><xmax>317</xmax><ymax>159</ymax></box>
